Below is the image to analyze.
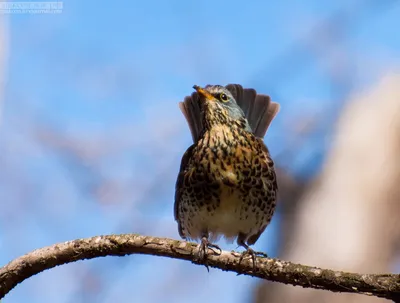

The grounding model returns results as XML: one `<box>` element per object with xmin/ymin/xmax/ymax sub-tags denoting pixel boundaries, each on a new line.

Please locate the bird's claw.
<box><xmin>197</xmin><ymin>237</ymin><xmax>222</xmax><ymax>259</ymax></box>
<box><xmin>195</xmin><ymin>237</ymin><xmax>222</xmax><ymax>271</ymax></box>
<box><xmin>237</xmin><ymin>248</ymin><xmax>268</xmax><ymax>273</ymax></box>
<box><xmin>205</xmin><ymin>242</ymin><xmax>222</xmax><ymax>256</ymax></box>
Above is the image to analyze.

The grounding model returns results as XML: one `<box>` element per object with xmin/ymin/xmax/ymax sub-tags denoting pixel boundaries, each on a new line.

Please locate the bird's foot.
<box><xmin>238</xmin><ymin>248</ymin><xmax>268</xmax><ymax>272</ymax></box>
<box><xmin>195</xmin><ymin>237</ymin><xmax>222</xmax><ymax>271</ymax></box>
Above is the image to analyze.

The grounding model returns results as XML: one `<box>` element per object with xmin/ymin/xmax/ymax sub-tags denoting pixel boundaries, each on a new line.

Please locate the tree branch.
<box><xmin>0</xmin><ymin>234</ymin><xmax>399</xmax><ymax>300</ymax></box>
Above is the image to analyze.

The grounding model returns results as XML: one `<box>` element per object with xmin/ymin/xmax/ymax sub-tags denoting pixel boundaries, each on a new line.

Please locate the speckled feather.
<box><xmin>175</xmin><ymin>84</ymin><xmax>279</xmax><ymax>247</ymax></box>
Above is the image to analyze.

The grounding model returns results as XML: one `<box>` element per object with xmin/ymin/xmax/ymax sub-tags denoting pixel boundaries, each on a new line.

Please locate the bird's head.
<box><xmin>193</xmin><ymin>85</ymin><xmax>250</xmax><ymax>130</ymax></box>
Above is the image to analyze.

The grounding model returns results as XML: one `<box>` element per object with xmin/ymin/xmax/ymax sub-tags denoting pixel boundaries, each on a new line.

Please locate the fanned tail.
<box><xmin>226</xmin><ymin>84</ymin><xmax>280</xmax><ymax>138</ymax></box>
<box><xmin>179</xmin><ymin>84</ymin><xmax>280</xmax><ymax>142</ymax></box>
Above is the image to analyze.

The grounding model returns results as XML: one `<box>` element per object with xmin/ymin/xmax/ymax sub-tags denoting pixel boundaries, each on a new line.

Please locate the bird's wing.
<box><xmin>256</xmin><ymin>137</ymin><xmax>278</xmax><ymax>192</ymax></box>
<box><xmin>246</xmin><ymin>138</ymin><xmax>278</xmax><ymax>246</ymax></box>
<box><xmin>174</xmin><ymin>144</ymin><xmax>196</xmax><ymax>238</ymax></box>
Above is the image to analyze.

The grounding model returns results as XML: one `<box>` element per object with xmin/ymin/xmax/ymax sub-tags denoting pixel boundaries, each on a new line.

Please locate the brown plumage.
<box><xmin>174</xmin><ymin>84</ymin><xmax>279</xmax><ymax>264</ymax></box>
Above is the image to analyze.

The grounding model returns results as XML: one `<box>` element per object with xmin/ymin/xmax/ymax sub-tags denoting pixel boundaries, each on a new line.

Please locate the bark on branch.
<box><xmin>0</xmin><ymin>234</ymin><xmax>399</xmax><ymax>300</ymax></box>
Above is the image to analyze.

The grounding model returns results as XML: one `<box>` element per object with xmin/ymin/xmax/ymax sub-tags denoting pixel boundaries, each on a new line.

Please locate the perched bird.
<box><xmin>174</xmin><ymin>84</ymin><xmax>279</xmax><ymax>266</ymax></box>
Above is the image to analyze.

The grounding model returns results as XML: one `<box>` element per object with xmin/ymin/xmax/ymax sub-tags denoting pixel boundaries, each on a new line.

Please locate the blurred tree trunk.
<box><xmin>255</xmin><ymin>74</ymin><xmax>400</xmax><ymax>303</ymax></box>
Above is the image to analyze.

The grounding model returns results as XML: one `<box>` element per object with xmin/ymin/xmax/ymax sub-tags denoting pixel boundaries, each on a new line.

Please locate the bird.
<box><xmin>174</xmin><ymin>84</ymin><xmax>280</xmax><ymax>267</ymax></box>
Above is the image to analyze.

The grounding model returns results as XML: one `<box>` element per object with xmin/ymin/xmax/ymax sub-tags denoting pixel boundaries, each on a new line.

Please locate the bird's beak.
<box><xmin>193</xmin><ymin>85</ymin><xmax>214</xmax><ymax>100</ymax></box>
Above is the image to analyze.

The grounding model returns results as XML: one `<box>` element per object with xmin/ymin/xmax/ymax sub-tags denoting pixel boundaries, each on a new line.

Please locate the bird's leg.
<box><xmin>196</xmin><ymin>234</ymin><xmax>222</xmax><ymax>271</ymax></box>
<box><xmin>237</xmin><ymin>235</ymin><xmax>268</xmax><ymax>272</ymax></box>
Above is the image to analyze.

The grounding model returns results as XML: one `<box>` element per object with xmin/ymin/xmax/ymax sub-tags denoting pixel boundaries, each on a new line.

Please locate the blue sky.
<box><xmin>0</xmin><ymin>1</ymin><xmax>399</xmax><ymax>302</ymax></box>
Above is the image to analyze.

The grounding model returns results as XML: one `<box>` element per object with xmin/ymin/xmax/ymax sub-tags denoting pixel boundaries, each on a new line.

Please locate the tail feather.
<box><xmin>227</xmin><ymin>84</ymin><xmax>257</xmax><ymax>119</ymax></box>
<box><xmin>257</xmin><ymin>101</ymin><xmax>280</xmax><ymax>138</ymax></box>
<box><xmin>250</xmin><ymin>94</ymin><xmax>280</xmax><ymax>138</ymax></box>
<box><xmin>179</xmin><ymin>93</ymin><xmax>202</xmax><ymax>143</ymax></box>
<box><xmin>179</xmin><ymin>84</ymin><xmax>279</xmax><ymax>142</ymax></box>
<box><xmin>250</xmin><ymin>94</ymin><xmax>268</xmax><ymax>136</ymax></box>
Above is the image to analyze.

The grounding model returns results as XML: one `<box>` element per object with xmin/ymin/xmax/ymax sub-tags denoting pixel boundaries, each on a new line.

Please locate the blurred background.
<box><xmin>1</xmin><ymin>0</ymin><xmax>400</xmax><ymax>302</ymax></box>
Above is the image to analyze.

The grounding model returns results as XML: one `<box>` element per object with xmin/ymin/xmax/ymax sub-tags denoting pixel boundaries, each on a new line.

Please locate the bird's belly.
<box><xmin>190</xmin><ymin>187</ymin><xmax>261</xmax><ymax>242</ymax></box>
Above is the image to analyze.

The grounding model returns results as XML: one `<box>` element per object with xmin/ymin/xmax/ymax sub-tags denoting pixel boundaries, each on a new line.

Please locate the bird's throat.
<box><xmin>202</xmin><ymin>103</ymin><xmax>231</xmax><ymax>131</ymax></box>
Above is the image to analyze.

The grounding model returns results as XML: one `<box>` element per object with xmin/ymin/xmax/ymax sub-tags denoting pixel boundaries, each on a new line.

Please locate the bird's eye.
<box><xmin>219</xmin><ymin>93</ymin><xmax>228</xmax><ymax>102</ymax></box>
